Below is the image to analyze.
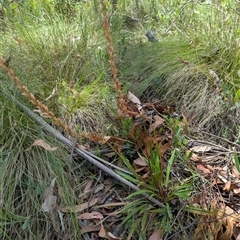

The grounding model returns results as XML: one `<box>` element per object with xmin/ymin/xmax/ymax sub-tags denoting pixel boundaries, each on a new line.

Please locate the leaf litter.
<box><xmin>54</xmin><ymin>90</ymin><xmax>240</xmax><ymax>239</ymax></box>
<box><xmin>15</xmin><ymin>85</ymin><xmax>240</xmax><ymax>239</ymax></box>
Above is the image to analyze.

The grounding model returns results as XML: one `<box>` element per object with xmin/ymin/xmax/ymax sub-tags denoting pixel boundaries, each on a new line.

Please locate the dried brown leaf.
<box><xmin>196</xmin><ymin>164</ymin><xmax>212</xmax><ymax>174</ymax></box>
<box><xmin>127</xmin><ymin>91</ymin><xmax>142</xmax><ymax>111</ymax></box>
<box><xmin>98</xmin><ymin>223</ymin><xmax>106</xmax><ymax>238</ymax></box>
<box><xmin>107</xmin><ymin>232</ymin><xmax>123</xmax><ymax>239</ymax></box>
<box><xmin>31</xmin><ymin>139</ymin><xmax>58</xmax><ymax>151</ymax></box>
<box><xmin>143</xmin><ymin>136</ymin><xmax>156</xmax><ymax>158</ymax></box>
<box><xmin>152</xmin><ymin>115</ymin><xmax>165</xmax><ymax>130</ymax></box>
<box><xmin>94</xmin><ymin>184</ymin><xmax>104</xmax><ymax>193</ymax></box>
<box><xmin>190</xmin><ymin>145</ymin><xmax>212</xmax><ymax>153</ymax></box>
<box><xmin>135</xmin><ymin>166</ymin><xmax>148</xmax><ymax>173</ymax></box>
<box><xmin>84</xmin><ymin>180</ymin><xmax>94</xmax><ymax>193</ymax></box>
<box><xmin>182</xmin><ymin>114</ymin><xmax>189</xmax><ymax>134</ymax></box>
<box><xmin>61</xmin><ymin>198</ymin><xmax>98</xmax><ymax>213</ymax></box>
<box><xmin>133</xmin><ymin>157</ymin><xmax>148</xmax><ymax>167</ymax></box>
<box><xmin>186</xmin><ymin>150</ymin><xmax>201</xmax><ymax>162</ymax></box>
<box><xmin>77</xmin><ymin>211</ymin><xmax>104</xmax><ymax>220</ymax></box>
<box><xmin>218</xmin><ymin>216</ymin><xmax>234</xmax><ymax>240</ymax></box>
<box><xmin>232</xmin><ymin>166</ymin><xmax>240</xmax><ymax>178</ymax></box>
<box><xmin>223</xmin><ymin>181</ymin><xmax>232</xmax><ymax>192</ymax></box>
<box><xmin>221</xmin><ymin>206</ymin><xmax>240</xmax><ymax>240</ymax></box>
<box><xmin>149</xmin><ymin>230</ymin><xmax>162</xmax><ymax>240</ymax></box>
<box><xmin>88</xmin><ymin>134</ymin><xmax>111</xmax><ymax>144</ymax></box>
<box><xmin>41</xmin><ymin>178</ymin><xmax>57</xmax><ymax>212</ymax></box>
<box><xmin>140</xmin><ymin>172</ymin><xmax>151</xmax><ymax>181</ymax></box>
<box><xmin>151</xmin><ymin>103</ymin><xmax>174</xmax><ymax>115</ymax></box>
<box><xmin>97</xmin><ymin>202</ymin><xmax>128</xmax><ymax>209</ymax></box>
<box><xmin>158</xmin><ymin>142</ymin><xmax>172</xmax><ymax>156</ymax></box>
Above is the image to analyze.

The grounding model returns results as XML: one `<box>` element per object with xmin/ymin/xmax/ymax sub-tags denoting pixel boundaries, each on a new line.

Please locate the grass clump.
<box><xmin>118</xmin><ymin>0</ymin><xmax>240</xmax><ymax>137</ymax></box>
<box><xmin>0</xmin><ymin>1</ymin><xmax>117</xmax><ymax>135</ymax></box>
<box><xmin>0</xmin><ymin>2</ymin><xmax>113</xmax><ymax>239</ymax></box>
<box><xmin>0</xmin><ymin>95</ymin><xmax>84</xmax><ymax>239</ymax></box>
<box><xmin>117</xmin><ymin>127</ymin><xmax>201</xmax><ymax>239</ymax></box>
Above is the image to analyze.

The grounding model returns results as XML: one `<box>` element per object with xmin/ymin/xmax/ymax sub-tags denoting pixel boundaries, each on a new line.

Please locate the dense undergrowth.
<box><xmin>1</xmin><ymin>0</ymin><xmax>240</xmax><ymax>239</ymax></box>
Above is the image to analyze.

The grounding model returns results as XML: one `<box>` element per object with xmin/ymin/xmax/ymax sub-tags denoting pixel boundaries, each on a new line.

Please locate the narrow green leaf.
<box><xmin>165</xmin><ymin>149</ymin><xmax>175</xmax><ymax>188</ymax></box>
<box><xmin>173</xmin><ymin>189</ymin><xmax>192</xmax><ymax>199</ymax></box>
<box><xmin>0</xmin><ymin>208</ymin><xmax>7</xmax><ymax>221</ymax></box>
<box><xmin>116</xmin><ymin>170</ymin><xmax>140</xmax><ymax>184</ymax></box>
<box><xmin>151</xmin><ymin>208</ymin><xmax>167</xmax><ymax>214</ymax></box>
<box><xmin>120</xmin><ymin>154</ymin><xmax>139</xmax><ymax>179</ymax></box>
<box><xmin>166</xmin><ymin>203</ymin><xmax>172</xmax><ymax>219</ymax></box>
<box><xmin>141</xmin><ymin>209</ymin><xmax>148</xmax><ymax>231</ymax></box>
<box><xmin>233</xmin><ymin>151</ymin><xmax>240</xmax><ymax>172</ymax></box>
<box><xmin>234</xmin><ymin>89</ymin><xmax>240</xmax><ymax>102</ymax></box>
<box><xmin>22</xmin><ymin>219</ymin><xmax>30</xmax><ymax>230</ymax></box>
<box><xmin>127</xmin><ymin>189</ymin><xmax>156</xmax><ymax>199</ymax></box>
<box><xmin>185</xmin><ymin>206</ymin><xmax>211</xmax><ymax>214</ymax></box>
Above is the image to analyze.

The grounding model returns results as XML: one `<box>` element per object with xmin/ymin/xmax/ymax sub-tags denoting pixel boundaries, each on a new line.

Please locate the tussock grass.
<box><xmin>122</xmin><ymin>40</ymin><xmax>240</xmax><ymax>136</ymax></box>
<box><xmin>120</xmin><ymin>198</ymin><xmax>199</xmax><ymax>239</ymax></box>
<box><xmin>119</xmin><ymin>1</ymin><xmax>240</xmax><ymax>137</ymax></box>
<box><xmin>0</xmin><ymin>2</ymin><xmax>118</xmax><ymax>134</ymax></box>
<box><xmin>0</xmin><ymin>96</ymin><xmax>85</xmax><ymax>239</ymax></box>
<box><xmin>121</xmin><ymin>40</ymin><xmax>196</xmax><ymax>97</ymax></box>
<box><xmin>0</xmin><ymin>3</ymin><xmax>118</xmax><ymax>238</ymax></box>
<box><xmin>0</xmin><ymin>4</ymin><xmax>107</xmax><ymax>238</ymax></box>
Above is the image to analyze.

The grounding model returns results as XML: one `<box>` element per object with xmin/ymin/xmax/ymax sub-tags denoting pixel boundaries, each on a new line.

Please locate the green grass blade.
<box><xmin>165</xmin><ymin>149</ymin><xmax>175</xmax><ymax>188</ymax></box>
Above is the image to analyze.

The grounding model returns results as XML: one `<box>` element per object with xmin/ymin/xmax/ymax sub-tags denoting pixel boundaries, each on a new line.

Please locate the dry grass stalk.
<box><xmin>101</xmin><ymin>0</ymin><xmax>138</xmax><ymax>117</ymax></box>
<box><xmin>0</xmin><ymin>57</ymin><xmax>107</xmax><ymax>143</ymax></box>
